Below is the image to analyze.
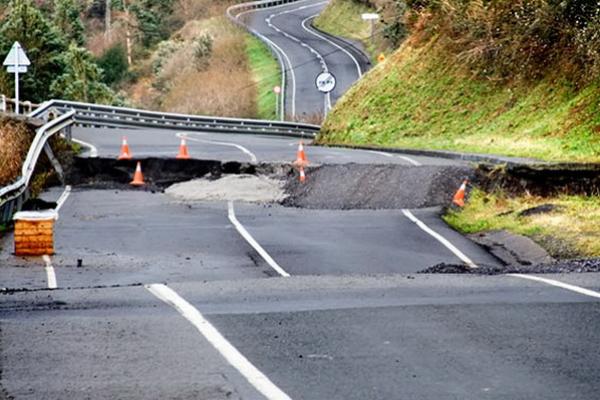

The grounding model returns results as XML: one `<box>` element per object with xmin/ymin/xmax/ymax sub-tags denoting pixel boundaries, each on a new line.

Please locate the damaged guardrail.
<box><xmin>0</xmin><ymin>110</ymin><xmax>76</xmax><ymax>224</ymax></box>
<box><xmin>30</xmin><ymin>99</ymin><xmax>320</xmax><ymax>138</ymax></box>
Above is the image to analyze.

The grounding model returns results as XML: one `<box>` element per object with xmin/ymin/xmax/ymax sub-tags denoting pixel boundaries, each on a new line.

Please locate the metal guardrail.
<box><xmin>1</xmin><ymin>94</ymin><xmax>39</xmax><ymax>114</ymax></box>
<box><xmin>30</xmin><ymin>99</ymin><xmax>320</xmax><ymax>138</ymax></box>
<box><xmin>0</xmin><ymin>110</ymin><xmax>76</xmax><ymax>224</ymax></box>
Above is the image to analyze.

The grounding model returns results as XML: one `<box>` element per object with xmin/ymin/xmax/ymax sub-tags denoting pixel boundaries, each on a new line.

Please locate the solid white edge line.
<box><xmin>235</xmin><ymin>4</ymin><xmax>298</xmax><ymax>117</ymax></box>
<box><xmin>145</xmin><ymin>284</ymin><xmax>293</xmax><ymax>400</ymax></box>
<box><xmin>402</xmin><ymin>209</ymin><xmax>479</xmax><ymax>269</ymax></box>
<box><xmin>42</xmin><ymin>255</ymin><xmax>57</xmax><ymax>289</ymax></box>
<box><xmin>71</xmin><ymin>138</ymin><xmax>98</xmax><ymax>158</ymax></box>
<box><xmin>55</xmin><ymin>185</ymin><xmax>72</xmax><ymax>213</ymax></box>
<box><xmin>182</xmin><ymin>133</ymin><xmax>259</xmax><ymax>163</ymax></box>
<box><xmin>228</xmin><ymin>201</ymin><xmax>291</xmax><ymax>277</ymax></box>
<box><xmin>506</xmin><ymin>274</ymin><xmax>600</xmax><ymax>299</ymax></box>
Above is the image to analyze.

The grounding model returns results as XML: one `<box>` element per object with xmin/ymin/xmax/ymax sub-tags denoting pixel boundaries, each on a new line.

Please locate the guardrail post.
<box><xmin>1</xmin><ymin>95</ymin><xmax>6</xmax><ymax>113</ymax></box>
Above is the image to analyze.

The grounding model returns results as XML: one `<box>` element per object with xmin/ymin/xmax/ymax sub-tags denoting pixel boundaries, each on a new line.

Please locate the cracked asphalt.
<box><xmin>2</xmin><ymin>0</ymin><xmax>600</xmax><ymax>397</ymax></box>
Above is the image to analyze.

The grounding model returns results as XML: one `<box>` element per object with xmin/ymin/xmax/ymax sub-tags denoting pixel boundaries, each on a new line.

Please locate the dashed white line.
<box><xmin>228</xmin><ymin>201</ymin><xmax>291</xmax><ymax>277</ymax></box>
<box><xmin>402</xmin><ymin>209</ymin><xmax>479</xmax><ymax>269</ymax></box>
<box><xmin>182</xmin><ymin>133</ymin><xmax>258</xmax><ymax>163</ymax></box>
<box><xmin>506</xmin><ymin>274</ymin><xmax>600</xmax><ymax>299</ymax></box>
<box><xmin>42</xmin><ymin>255</ymin><xmax>57</xmax><ymax>289</ymax></box>
<box><xmin>300</xmin><ymin>14</ymin><xmax>363</xmax><ymax>78</ymax></box>
<box><xmin>146</xmin><ymin>283</ymin><xmax>293</xmax><ymax>400</ymax></box>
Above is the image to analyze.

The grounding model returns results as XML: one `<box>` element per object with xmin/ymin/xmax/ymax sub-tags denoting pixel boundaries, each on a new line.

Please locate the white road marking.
<box><xmin>42</xmin><ymin>255</ymin><xmax>57</xmax><ymax>289</ymax></box>
<box><xmin>55</xmin><ymin>185</ymin><xmax>71</xmax><ymax>213</ymax></box>
<box><xmin>182</xmin><ymin>133</ymin><xmax>258</xmax><ymax>163</ymax></box>
<box><xmin>366</xmin><ymin>150</ymin><xmax>422</xmax><ymax>166</ymax></box>
<box><xmin>267</xmin><ymin>4</ymin><xmax>332</xmax><ymax>111</ymax></box>
<box><xmin>71</xmin><ymin>138</ymin><xmax>98</xmax><ymax>158</ymax></box>
<box><xmin>402</xmin><ymin>209</ymin><xmax>479</xmax><ymax>269</ymax></box>
<box><xmin>300</xmin><ymin>13</ymin><xmax>363</xmax><ymax>78</ymax></box>
<box><xmin>228</xmin><ymin>201</ymin><xmax>291</xmax><ymax>277</ymax></box>
<box><xmin>233</xmin><ymin>3</ymin><xmax>299</xmax><ymax>117</ymax></box>
<box><xmin>146</xmin><ymin>284</ymin><xmax>293</xmax><ymax>400</ymax></box>
<box><xmin>506</xmin><ymin>274</ymin><xmax>600</xmax><ymax>299</ymax></box>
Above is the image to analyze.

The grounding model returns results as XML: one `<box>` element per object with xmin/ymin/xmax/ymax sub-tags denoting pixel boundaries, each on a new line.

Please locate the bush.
<box><xmin>193</xmin><ymin>33</ymin><xmax>213</xmax><ymax>71</ymax></box>
<box><xmin>96</xmin><ymin>44</ymin><xmax>129</xmax><ymax>85</ymax></box>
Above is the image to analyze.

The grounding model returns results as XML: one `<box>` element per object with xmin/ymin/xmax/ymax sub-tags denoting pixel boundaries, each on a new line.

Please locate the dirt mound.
<box><xmin>165</xmin><ymin>174</ymin><xmax>286</xmax><ymax>203</ymax></box>
<box><xmin>283</xmin><ymin>164</ymin><xmax>474</xmax><ymax>209</ymax></box>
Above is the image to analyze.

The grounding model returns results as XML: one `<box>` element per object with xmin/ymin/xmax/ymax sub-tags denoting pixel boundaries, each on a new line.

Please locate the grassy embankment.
<box><xmin>246</xmin><ymin>35</ymin><xmax>280</xmax><ymax>120</ymax></box>
<box><xmin>313</xmin><ymin>0</ymin><xmax>378</xmax><ymax>59</ymax></box>
<box><xmin>320</xmin><ymin>41</ymin><xmax>600</xmax><ymax>162</ymax></box>
<box><xmin>316</xmin><ymin>0</ymin><xmax>600</xmax><ymax>258</ymax></box>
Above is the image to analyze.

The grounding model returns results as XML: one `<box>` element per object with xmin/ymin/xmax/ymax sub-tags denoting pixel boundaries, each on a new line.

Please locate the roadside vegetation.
<box><xmin>246</xmin><ymin>35</ymin><xmax>280</xmax><ymax>120</ymax></box>
<box><xmin>445</xmin><ymin>189</ymin><xmax>600</xmax><ymax>258</ymax></box>
<box><xmin>0</xmin><ymin>117</ymin><xmax>35</xmax><ymax>186</ymax></box>
<box><xmin>313</xmin><ymin>0</ymin><xmax>380</xmax><ymax>59</ymax></box>
<box><xmin>318</xmin><ymin>0</ymin><xmax>600</xmax><ymax>163</ymax></box>
<box><xmin>0</xmin><ymin>0</ymin><xmax>280</xmax><ymax>119</ymax></box>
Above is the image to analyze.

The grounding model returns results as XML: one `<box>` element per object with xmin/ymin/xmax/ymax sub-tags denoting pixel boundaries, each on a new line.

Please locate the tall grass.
<box><xmin>0</xmin><ymin>118</ymin><xmax>34</xmax><ymax>186</ymax></box>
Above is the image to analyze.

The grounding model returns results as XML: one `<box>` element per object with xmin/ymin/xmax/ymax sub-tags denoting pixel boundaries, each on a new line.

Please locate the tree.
<box><xmin>0</xmin><ymin>0</ymin><xmax>68</xmax><ymax>103</ymax></box>
<box><xmin>129</xmin><ymin>0</ymin><xmax>175</xmax><ymax>48</ymax></box>
<box><xmin>96</xmin><ymin>43</ymin><xmax>128</xmax><ymax>85</ymax></box>
<box><xmin>53</xmin><ymin>0</ymin><xmax>85</xmax><ymax>46</ymax></box>
<box><xmin>50</xmin><ymin>43</ymin><xmax>115</xmax><ymax>103</ymax></box>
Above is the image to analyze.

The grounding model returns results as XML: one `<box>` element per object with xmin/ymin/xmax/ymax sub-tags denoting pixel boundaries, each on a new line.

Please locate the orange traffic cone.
<box><xmin>299</xmin><ymin>166</ymin><xmax>306</xmax><ymax>183</ymax></box>
<box><xmin>176</xmin><ymin>136</ymin><xmax>190</xmax><ymax>159</ymax></box>
<box><xmin>130</xmin><ymin>161</ymin><xmax>145</xmax><ymax>186</ymax></box>
<box><xmin>294</xmin><ymin>140</ymin><xmax>308</xmax><ymax>167</ymax></box>
<box><xmin>452</xmin><ymin>179</ymin><xmax>468</xmax><ymax>207</ymax></box>
<box><xmin>118</xmin><ymin>136</ymin><xmax>132</xmax><ymax>160</ymax></box>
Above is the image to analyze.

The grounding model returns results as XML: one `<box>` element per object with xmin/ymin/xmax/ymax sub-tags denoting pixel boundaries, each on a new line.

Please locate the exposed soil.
<box><xmin>477</xmin><ymin>162</ymin><xmax>600</xmax><ymax>196</ymax></box>
<box><xmin>166</xmin><ymin>175</ymin><xmax>286</xmax><ymax>203</ymax></box>
<box><xmin>66</xmin><ymin>157</ymin><xmax>474</xmax><ymax>209</ymax></box>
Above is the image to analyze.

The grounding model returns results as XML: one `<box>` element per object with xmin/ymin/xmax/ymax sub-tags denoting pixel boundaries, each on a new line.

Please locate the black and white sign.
<box><xmin>315</xmin><ymin>72</ymin><xmax>336</xmax><ymax>93</ymax></box>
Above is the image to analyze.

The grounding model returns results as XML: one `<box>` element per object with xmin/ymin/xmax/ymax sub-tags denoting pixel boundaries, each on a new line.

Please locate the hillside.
<box><xmin>318</xmin><ymin>0</ymin><xmax>600</xmax><ymax>162</ymax></box>
<box><xmin>0</xmin><ymin>0</ymin><xmax>280</xmax><ymax>119</ymax></box>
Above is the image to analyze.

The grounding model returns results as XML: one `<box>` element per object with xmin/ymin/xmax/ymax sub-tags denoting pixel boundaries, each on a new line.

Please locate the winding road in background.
<box><xmin>2</xmin><ymin>1</ymin><xmax>600</xmax><ymax>399</ymax></box>
<box><xmin>234</xmin><ymin>0</ymin><xmax>370</xmax><ymax>119</ymax></box>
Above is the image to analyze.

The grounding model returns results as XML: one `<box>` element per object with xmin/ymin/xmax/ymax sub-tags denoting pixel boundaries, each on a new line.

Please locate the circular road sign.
<box><xmin>273</xmin><ymin>85</ymin><xmax>281</xmax><ymax>94</ymax></box>
<box><xmin>315</xmin><ymin>72</ymin><xmax>336</xmax><ymax>93</ymax></box>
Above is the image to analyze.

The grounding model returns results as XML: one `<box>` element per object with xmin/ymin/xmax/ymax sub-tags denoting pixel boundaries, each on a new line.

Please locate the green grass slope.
<box><xmin>319</xmin><ymin>37</ymin><xmax>600</xmax><ymax>162</ymax></box>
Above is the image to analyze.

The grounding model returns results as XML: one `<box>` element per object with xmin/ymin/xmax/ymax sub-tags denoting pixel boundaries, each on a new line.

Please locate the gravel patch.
<box><xmin>420</xmin><ymin>258</ymin><xmax>600</xmax><ymax>274</ymax></box>
<box><xmin>165</xmin><ymin>174</ymin><xmax>287</xmax><ymax>203</ymax></box>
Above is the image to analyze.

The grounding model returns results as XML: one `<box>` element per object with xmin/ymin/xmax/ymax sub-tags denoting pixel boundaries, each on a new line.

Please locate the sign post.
<box><xmin>3</xmin><ymin>42</ymin><xmax>30</xmax><ymax>114</ymax></box>
<box><xmin>315</xmin><ymin>71</ymin><xmax>336</xmax><ymax>117</ymax></box>
<box><xmin>361</xmin><ymin>13</ymin><xmax>379</xmax><ymax>47</ymax></box>
<box><xmin>273</xmin><ymin>85</ymin><xmax>282</xmax><ymax>121</ymax></box>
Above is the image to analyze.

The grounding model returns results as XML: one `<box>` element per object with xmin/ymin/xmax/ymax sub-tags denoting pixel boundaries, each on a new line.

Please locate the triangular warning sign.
<box><xmin>3</xmin><ymin>42</ymin><xmax>30</xmax><ymax>67</ymax></box>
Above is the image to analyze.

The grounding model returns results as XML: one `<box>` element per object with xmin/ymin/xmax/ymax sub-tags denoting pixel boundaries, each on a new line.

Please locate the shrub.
<box><xmin>97</xmin><ymin>44</ymin><xmax>129</xmax><ymax>85</ymax></box>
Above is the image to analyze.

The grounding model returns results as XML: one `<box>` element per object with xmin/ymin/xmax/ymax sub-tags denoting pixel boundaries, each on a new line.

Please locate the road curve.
<box><xmin>234</xmin><ymin>0</ymin><xmax>369</xmax><ymax>120</ymax></box>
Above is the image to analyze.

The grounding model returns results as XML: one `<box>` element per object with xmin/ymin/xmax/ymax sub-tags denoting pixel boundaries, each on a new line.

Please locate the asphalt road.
<box><xmin>2</xmin><ymin>1</ymin><xmax>600</xmax><ymax>398</ymax></box>
<box><xmin>238</xmin><ymin>0</ymin><xmax>369</xmax><ymax>119</ymax></box>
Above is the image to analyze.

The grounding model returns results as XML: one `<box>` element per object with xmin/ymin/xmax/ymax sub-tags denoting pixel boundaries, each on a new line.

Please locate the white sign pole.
<box><xmin>15</xmin><ymin>45</ymin><xmax>19</xmax><ymax>114</ymax></box>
